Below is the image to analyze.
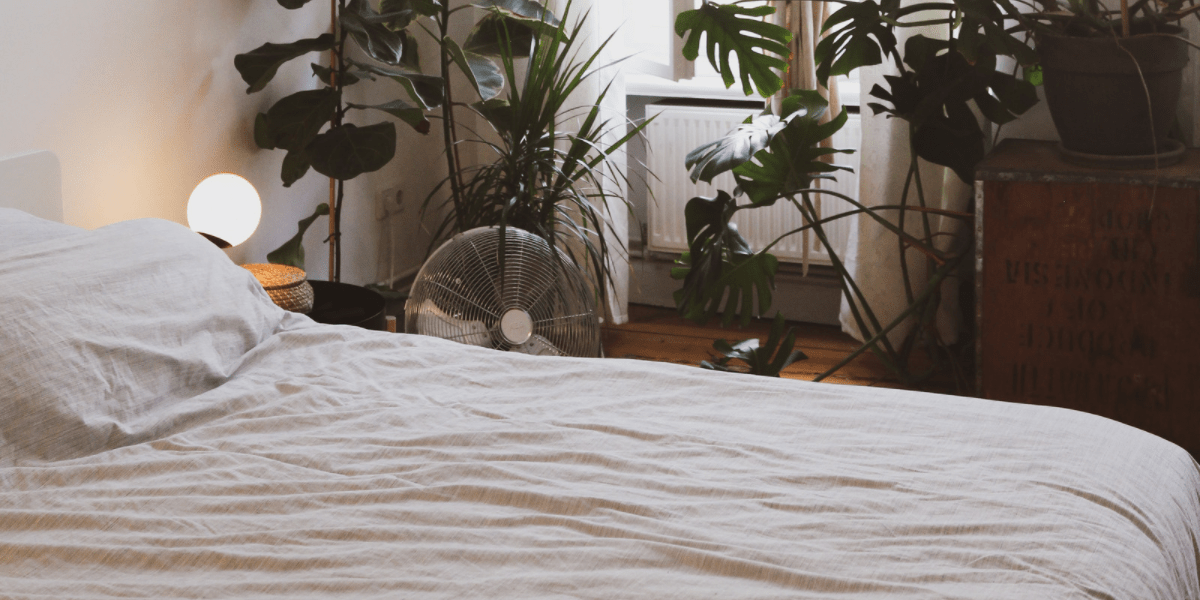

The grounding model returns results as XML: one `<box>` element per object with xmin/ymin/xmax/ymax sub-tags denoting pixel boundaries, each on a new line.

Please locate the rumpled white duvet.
<box><xmin>1</xmin><ymin>216</ymin><xmax>1198</xmax><ymax>599</ymax></box>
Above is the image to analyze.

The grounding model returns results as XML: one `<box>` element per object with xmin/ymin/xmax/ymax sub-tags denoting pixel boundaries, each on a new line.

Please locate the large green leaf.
<box><xmin>308</xmin><ymin>122</ymin><xmax>397</xmax><ymax>181</ymax></box>
<box><xmin>684</xmin><ymin>112</ymin><xmax>788</xmax><ymax>184</ymax></box>
<box><xmin>378</xmin><ymin>0</ymin><xmax>441</xmax><ymax>30</ymax></box>
<box><xmin>381</xmin><ymin>0</ymin><xmax>441</xmax><ymax>20</ymax></box>
<box><xmin>813</xmin><ymin>1</ymin><xmax>897</xmax><ymax>85</ymax></box>
<box><xmin>865</xmin><ymin>35</ymin><xmax>1037</xmax><ymax>183</ymax></box>
<box><xmin>311</xmin><ymin>63</ymin><xmax>362</xmax><ymax>87</ymax></box>
<box><xmin>445</xmin><ymin>38</ymin><xmax>504</xmax><ymax>101</ymax></box>
<box><xmin>267</xmin><ymin>203</ymin><xmax>329</xmax><ymax>269</ymax></box>
<box><xmin>671</xmin><ymin>191</ymin><xmax>779</xmax><ymax>327</ymax></box>
<box><xmin>349</xmin><ymin>60</ymin><xmax>445</xmax><ymax>109</ymax></box>
<box><xmin>734</xmin><ymin>90</ymin><xmax>854</xmax><ymax>206</ymax></box>
<box><xmin>473</xmin><ymin>0</ymin><xmax>558</xmax><ymax>26</ymax></box>
<box><xmin>256</xmin><ymin>88</ymin><xmax>340</xmax><ymax>151</ymax></box>
<box><xmin>675</xmin><ymin>2</ymin><xmax>791</xmax><ymax>98</ymax></box>
<box><xmin>235</xmin><ymin>35</ymin><xmax>336</xmax><ymax>93</ymax></box>
<box><xmin>347</xmin><ymin>99</ymin><xmax>431</xmax><ymax>134</ymax></box>
<box><xmin>342</xmin><ymin>0</ymin><xmax>406</xmax><ymax>65</ymax></box>
<box><xmin>280</xmin><ymin>147</ymin><xmax>312</xmax><ymax>187</ymax></box>
<box><xmin>700</xmin><ymin>312</ymin><xmax>807</xmax><ymax>376</ymax></box>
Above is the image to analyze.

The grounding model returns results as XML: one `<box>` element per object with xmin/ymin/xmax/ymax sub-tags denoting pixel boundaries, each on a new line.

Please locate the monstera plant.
<box><xmin>669</xmin><ymin>0</ymin><xmax>1040</xmax><ymax>387</ymax></box>
<box><xmin>235</xmin><ymin>0</ymin><xmax>560</xmax><ymax>282</ymax></box>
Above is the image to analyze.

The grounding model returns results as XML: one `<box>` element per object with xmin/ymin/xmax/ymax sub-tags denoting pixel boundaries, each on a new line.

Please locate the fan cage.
<box><xmin>404</xmin><ymin>227</ymin><xmax>602</xmax><ymax>358</ymax></box>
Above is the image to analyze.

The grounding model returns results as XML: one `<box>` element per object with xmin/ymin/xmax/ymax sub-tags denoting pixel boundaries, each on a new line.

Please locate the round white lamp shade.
<box><xmin>187</xmin><ymin>173</ymin><xmax>261</xmax><ymax>248</ymax></box>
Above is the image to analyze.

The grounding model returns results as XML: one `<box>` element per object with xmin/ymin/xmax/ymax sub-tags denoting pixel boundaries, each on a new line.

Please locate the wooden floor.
<box><xmin>603</xmin><ymin>305</ymin><xmax>962</xmax><ymax>394</ymax></box>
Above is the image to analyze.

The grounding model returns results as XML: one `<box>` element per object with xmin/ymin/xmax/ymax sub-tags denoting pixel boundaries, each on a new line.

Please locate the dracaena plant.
<box><xmin>423</xmin><ymin>1</ymin><xmax>649</xmax><ymax>304</ymax></box>
<box><xmin>669</xmin><ymin>0</ymin><xmax>1041</xmax><ymax>388</ymax></box>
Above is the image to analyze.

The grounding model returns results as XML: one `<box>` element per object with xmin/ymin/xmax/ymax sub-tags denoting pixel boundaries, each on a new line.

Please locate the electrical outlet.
<box><xmin>375</xmin><ymin>184</ymin><xmax>404</xmax><ymax>221</ymax></box>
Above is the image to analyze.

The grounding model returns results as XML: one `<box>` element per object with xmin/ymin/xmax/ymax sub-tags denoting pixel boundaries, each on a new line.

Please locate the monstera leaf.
<box><xmin>675</xmin><ymin>2</ymin><xmax>791</xmax><ymax>98</ymax></box>
<box><xmin>235</xmin><ymin>35</ymin><xmax>336</xmax><ymax>93</ymax></box>
<box><xmin>814</xmin><ymin>0</ymin><xmax>897</xmax><ymax>86</ymax></box>
<box><xmin>445</xmin><ymin>38</ymin><xmax>504</xmax><ymax>100</ymax></box>
<box><xmin>733</xmin><ymin>90</ymin><xmax>854</xmax><ymax>207</ymax></box>
<box><xmin>685</xmin><ymin>113</ymin><xmax>788</xmax><ymax>184</ymax></box>
<box><xmin>701</xmin><ymin>313</ymin><xmax>808</xmax><ymax>376</ymax></box>
<box><xmin>671</xmin><ymin>191</ymin><xmax>779</xmax><ymax>327</ymax></box>
<box><xmin>867</xmin><ymin>35</ymin><xmax>1037</xmax><ymax>183</ymax></box>
<box><xmin>267</xmin><ymin>203</ymin><xmax>329</xmax><ymax>269</ymax></box>
<box><xmin>308</xmin><ymin>123</ymin><xmax>397</xmax><ymax>181</ymax></box>
<box><xmin>956</xmin><ymin>0</ymin><xmax>1039</xmax><ymax>66</ymax></box>
<box><xmin>347</xmin><ymin>99</ymin><xmax>431</xmax><ymax>133</ymax></box>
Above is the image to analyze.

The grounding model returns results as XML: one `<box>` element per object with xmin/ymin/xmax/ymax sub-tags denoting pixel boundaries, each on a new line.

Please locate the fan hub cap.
<box><xmin>500</xmin><ymin>308</ymin><xmax>534</xmax><ymax>345</ymax></box>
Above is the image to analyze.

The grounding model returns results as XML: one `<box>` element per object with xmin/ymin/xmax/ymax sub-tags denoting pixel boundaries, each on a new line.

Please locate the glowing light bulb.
<box><xmin>186</xmin><ymin>173</ymin><xmax>261</xmax><ymax>248</ymax></box>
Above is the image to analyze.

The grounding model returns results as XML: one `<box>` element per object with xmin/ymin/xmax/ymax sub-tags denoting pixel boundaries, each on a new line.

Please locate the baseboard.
<box><xmin>628</xmin><ymin>254</ymin><xmax>844</xmax><ymax>326</ymax></box>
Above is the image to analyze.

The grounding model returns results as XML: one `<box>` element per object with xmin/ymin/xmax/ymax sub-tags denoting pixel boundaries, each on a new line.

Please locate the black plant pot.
<box><xmin>1037</xmin><ymin>29</ymin><xmax>1189</xmax><ymax>165</ymax></box>
<box><xmin>307</xmin><ymin>280</ymin><xmax>388</xmax><ymax>331</ymax></box>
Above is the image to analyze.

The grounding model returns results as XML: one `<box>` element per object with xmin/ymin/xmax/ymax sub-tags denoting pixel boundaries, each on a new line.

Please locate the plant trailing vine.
<box><xmin>670</xmin><ymin>0</ymin><xmax>1042</xmax><ymax>388</ymax></box>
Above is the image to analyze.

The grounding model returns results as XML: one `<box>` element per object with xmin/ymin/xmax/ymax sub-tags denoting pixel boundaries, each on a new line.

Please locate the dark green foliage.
<box><xmin>424</xmin><ymin>3</ymin><xmax>647</xmax><ymax>302</ymax></box>
<box><xmin>342</xmin><ymin>0</ymin><xmax>407</xmax><ymax>65</ymax></box>
<box><xmin>867</xmin><ymin>35</ymin><xmax>1037</xmax><ymax>183</ymax></box>
<box><xmin>266</xmin><ymin>203</ymin><xmax>329</xmax><ymax>268</ymax></box>
<box><xmin>308</xmin><ymin>122</ymin><xmax>397</xmax><ymax>181</ymax></box>
<box><xmin>672</xmin><ymin>0</ymin><xmax>1042</xmax><ymax>388</ymax></box>
<box><xmin>234</xmin><ymin>35</ymin><xmax>336</xmax><ymax>94</ymax></box>
<box><xmin>701</xmin><ymin>313</ymin><xmax>808</xmax><ymax>377</ymax></box>
<box><xmin>733</xmin><ymin>91</ymin><xmax>855</xmax><ymax>207</ymax></box>
<box><xmin>670</xmin><ymin>191</ymin><xmax>778</xmax><ymax>328</ymax></box>
<box><xmin>675</xmin><ymin>2</ymin><xmax>792</xmax><ymax>98</ymax></box>
<box><xmin>814</xmin><ymin>0</ymin><xmax>897</xmax><ymax>85</ymax></box>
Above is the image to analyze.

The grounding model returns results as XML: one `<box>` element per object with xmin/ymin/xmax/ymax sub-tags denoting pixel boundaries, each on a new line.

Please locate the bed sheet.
<box><xmin>2</xmin><ymin>315</ymin><xmax>1198</xmax><ymax>599</ymax></box>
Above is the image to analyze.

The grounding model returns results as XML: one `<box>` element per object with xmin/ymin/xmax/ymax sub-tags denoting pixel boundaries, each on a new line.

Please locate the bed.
<box><xmin>1</xmin><ymin>151</ymin><xmax>1198</xmax><ymax>599</ymax></box>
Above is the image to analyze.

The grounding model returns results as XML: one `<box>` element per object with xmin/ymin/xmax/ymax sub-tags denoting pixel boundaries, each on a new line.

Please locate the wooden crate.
<box><xmin>976</xmin><ymin>140</ymin><xmax>1200</xmax><ymax>454</ymax></box>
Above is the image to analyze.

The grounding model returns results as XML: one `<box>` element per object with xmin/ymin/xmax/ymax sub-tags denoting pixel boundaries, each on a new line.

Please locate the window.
<box><xmin>621</xmin><ymin>0</ymin><xmax>859</xmax><ymax>106</ymax></box>
<box><xmin>621</xmin><ymin>0</ymin><xmax>693</xmax><ymax>82</ymax></box>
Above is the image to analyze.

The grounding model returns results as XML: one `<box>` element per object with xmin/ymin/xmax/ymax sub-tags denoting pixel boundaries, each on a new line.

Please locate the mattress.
<box><xmin>1</xmin><ymin>217</ymin><xmax>1198</xmax><ymax>599</ymax></box>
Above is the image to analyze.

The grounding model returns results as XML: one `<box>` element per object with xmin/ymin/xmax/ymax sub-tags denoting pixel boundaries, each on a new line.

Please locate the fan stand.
<box><xmin>500</xmin><ymin>308</ymin><xmax>534</xmax><ymax>345</ymax></box>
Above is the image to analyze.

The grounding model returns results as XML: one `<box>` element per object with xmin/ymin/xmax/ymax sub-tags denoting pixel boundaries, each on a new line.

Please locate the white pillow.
<box><xmin>0</xmin><ymin>218</ymin><xmax>285</xmax><ymax>463</ymax></box>
<box><xmin>0</xmin><ymin>207</ymin><xmax>85</xmax><ymax>251</ymax></box>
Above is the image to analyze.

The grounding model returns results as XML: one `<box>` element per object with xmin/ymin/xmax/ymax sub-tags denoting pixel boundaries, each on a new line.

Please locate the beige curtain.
<box><xmin>773</xmin><ymin>1</ymin><xmax>839</xmax><ymax>275</ymax></box>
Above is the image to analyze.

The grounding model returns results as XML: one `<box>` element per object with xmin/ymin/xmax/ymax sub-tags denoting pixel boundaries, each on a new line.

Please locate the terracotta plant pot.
<box><xmin>1036</xmin><ymin>28</ymin><xmax>1189</xmax><ymax>159</ymax></box>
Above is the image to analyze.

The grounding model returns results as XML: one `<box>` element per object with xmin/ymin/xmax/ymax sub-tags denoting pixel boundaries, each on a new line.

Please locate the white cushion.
<box><xmin>0</xmin><ymin>218</ymin><xmax>284</xmax><ymax>463</ymax></box>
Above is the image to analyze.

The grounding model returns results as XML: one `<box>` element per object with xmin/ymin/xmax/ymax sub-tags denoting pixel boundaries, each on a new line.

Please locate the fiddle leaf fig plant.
<box><xmin>235</xmin><ymin>0</ymin><xmax>444</xmax><ymax>280</ymax></box>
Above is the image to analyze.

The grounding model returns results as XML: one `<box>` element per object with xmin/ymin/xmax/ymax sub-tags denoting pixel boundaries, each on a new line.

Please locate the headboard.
<box><xmin>0</xmin><ymin>150</ymin><xmax>63</xmax><ymax>223</ymax></box>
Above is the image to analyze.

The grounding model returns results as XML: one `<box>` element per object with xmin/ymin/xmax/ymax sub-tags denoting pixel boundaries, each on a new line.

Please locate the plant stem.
<box><xmin>439</xmin><ymin>4</ymin><xmax>465</xmax><ymax>222</ymax></box>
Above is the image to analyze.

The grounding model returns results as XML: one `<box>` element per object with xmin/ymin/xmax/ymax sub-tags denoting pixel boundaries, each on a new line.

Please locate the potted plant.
<box><xmin>421</xmin><ymin>0</ymin><xmax>647</xmax><ymax>306</ymax></box>
<box><xmin>666</xmin><ymin>0</ymin><xmax>1038</xmax><ymax>388</ymax></box>
<box><xmin>1017</xmin><ymin>0</ymin><xmax>1197</xmax><ymax>163</ymax></box>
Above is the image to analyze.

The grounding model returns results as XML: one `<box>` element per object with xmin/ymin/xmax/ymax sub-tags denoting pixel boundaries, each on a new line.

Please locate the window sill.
<box><xmin>625</xmin><ymin>74</ymin><xmax>757</xmax><ymax>101</ymax></box>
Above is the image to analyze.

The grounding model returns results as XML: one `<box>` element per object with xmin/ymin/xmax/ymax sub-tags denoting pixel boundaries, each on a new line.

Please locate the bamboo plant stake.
<box><xmin>328</xmin><ymin>0</ymin><xmax>338</xmax><ymax>282</ymax></box>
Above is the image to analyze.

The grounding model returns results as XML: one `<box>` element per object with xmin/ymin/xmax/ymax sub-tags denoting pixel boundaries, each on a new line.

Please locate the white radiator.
<box><xmin>644</xmin><ymin>104</ymin><xmax>861</xmax><ymax>267</ymax></box>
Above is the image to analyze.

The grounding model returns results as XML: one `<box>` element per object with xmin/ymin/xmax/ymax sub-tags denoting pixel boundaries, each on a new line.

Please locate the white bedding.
<box><xmin>2</xmin><ymin>217</ymin><xmax>1198</xmax><ymax>599</ymax></box>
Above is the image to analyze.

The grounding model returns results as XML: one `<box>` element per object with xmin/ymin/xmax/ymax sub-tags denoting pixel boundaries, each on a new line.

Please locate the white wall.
<box><xmin>0</xmin><ymin>1</ymin><xmax>440</xmax><ymax>285</ymax></box>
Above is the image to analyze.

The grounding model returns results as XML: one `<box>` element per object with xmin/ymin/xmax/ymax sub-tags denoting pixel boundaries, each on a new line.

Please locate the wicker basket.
<box><xmin>242</xmin><ymin>263</ymin><xmax>315</xmax><ymax>314</ymax></box>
